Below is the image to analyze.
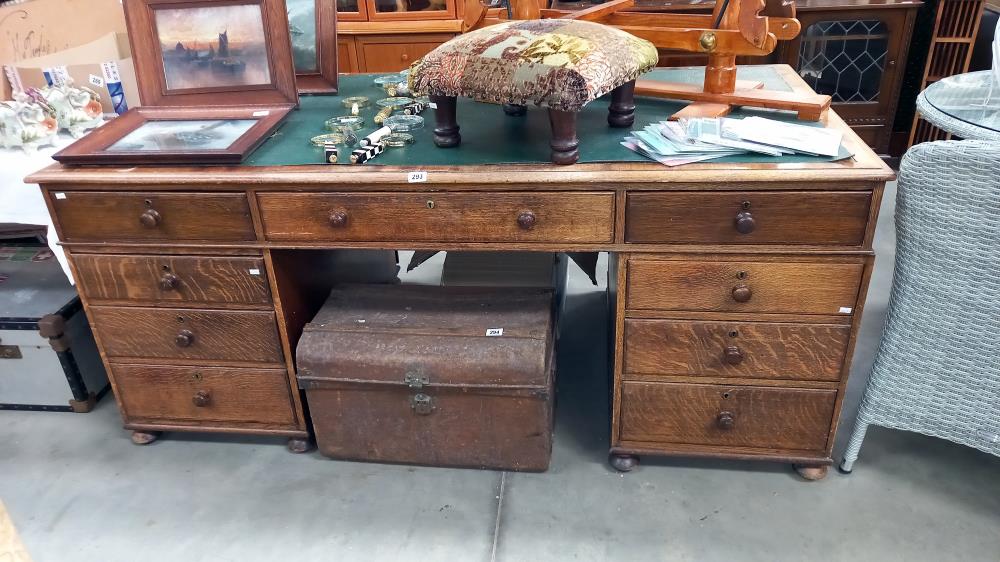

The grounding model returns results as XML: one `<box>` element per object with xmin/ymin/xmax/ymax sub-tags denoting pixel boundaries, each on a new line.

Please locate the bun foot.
<box><xmin>610</xmin><ymin>454</ymin><xmax>638</xmax><ymax>472</ymax></box>
<box><xmin>794</xmin><ymin>464</ymin><xmax>829</xmax><ymax>481</ymax></box>
<box><xmin>130</xmin><ymin>431</ymin><xmax>161</xmax><ymax>445</ymax></box>
<box><xmin>287</xmin><ymin>437</ymin><xmax>312</xmax><ymax>454</ymax></box>
<box><xmin>503</xmin><ymin>103</ymin><xmax>527</xmax><ymax>116</ymax></box>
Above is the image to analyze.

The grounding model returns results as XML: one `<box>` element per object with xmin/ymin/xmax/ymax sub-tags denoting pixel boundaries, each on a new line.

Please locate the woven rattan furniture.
<box><xmin>840</xmin><ymin>139</ymin><xmax>1000</xmax><ymax>472</ymax></box>
<box><xmin>916</xmin><ymin>72</ymin><xmax>1000</xmax><ymax>141</ymax></box>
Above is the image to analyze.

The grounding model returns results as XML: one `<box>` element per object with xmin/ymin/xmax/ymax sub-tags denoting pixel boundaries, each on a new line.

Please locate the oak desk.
<box><xmin>28</xmin><ymin>65</ymin><xmax>894</xmax><ymax>479</ymax></box>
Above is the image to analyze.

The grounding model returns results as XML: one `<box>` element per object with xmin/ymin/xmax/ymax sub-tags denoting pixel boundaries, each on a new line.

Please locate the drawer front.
<box><xmin>74</xmin><ymin>254</ymin><xmax>271</xmax><ymax>305</ymax></box>
<box><xmin>620</xmin><ymin>382</ymin><xmax>836</xmax><ymax>451</ymax></box>
<box><xmin>258</xmin><ymin>192</ymin><xmax>615</xmax><ymax>243</ymax></box>
<box><xmin>114</xmin><ymin>364</ymin><xmax>295</xmax><ymax>426</ymax></box>
<box><xmin>90</xmin><ymin>307</ymin><xmax>283</xmax><ymax>364</ymax></box>
<box><xmin>359</xmin><ymin>39</ymin><xmax>450</xmax><ymax>73</ymax></box>
<box><xmin>51</xmin><ymin>192</ymin><xmax>255</xmax><ymax>242</ymax></box>
<box><xmin>625</xmin><ymin>191</ymin><xmax>871</xmax><ymax>245</ymax></box>
<box><xmin>624</xmin><ymin>319</ymin><xmax>850</xmax><ymax>381</ymax></box>
<box><xmin>626</xmin><ymin>259</ymin><xmax>864</xmax><ymax>314</ymax></box>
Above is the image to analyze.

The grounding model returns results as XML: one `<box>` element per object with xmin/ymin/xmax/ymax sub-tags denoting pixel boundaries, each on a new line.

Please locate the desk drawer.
<box><xmin>51</xmin><ymin>192</ymin><xmax>255</xmax><ymax>242</ymax></box>
<box><xmin>626</xmin><ymin>258</ymin><xmax>863</xmax><ymax>315</ymax></box>
<box><xmin>74</xmin><ymin>254</ymin><xmax>271</xmax><ymax>305</ymax></box>
<box><xmin>90</xmin><ymin>306</ymin><xmax>283</xmax><ymax>364</ymax></box>
<box><xmin>623</xmin><ymin>319</ymin><xmax>850</xmax><ymax>381</ymax></box>
<box><xmin>114</xmin><ymin>364</ymin><xmax>295</xmax><ymax>426</ymax></box>
<box><xmin>257</xmin><ymin>192</ymin><xmax>615</xmax><ymax>243</ymax></box>
<box><xmin>620</xmin><ymin>381</ymin><xmax>836</xmax><ymax>451</ymax></box>
<box><xmin>625</xmin><ymin>191</ymin><xmax>871</xmax><ymax>245</ymax></box>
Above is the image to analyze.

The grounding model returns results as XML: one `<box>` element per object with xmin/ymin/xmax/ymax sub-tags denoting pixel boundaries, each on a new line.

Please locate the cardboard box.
<box><xmin>0</xmin><ymin>0</ymin><xmax>128</xmax><ymax>99</ymax></box>
<box><xmin>5</xmin><ymin>32</ymin><xmax>139</xmax><ymax>114</ymax></box>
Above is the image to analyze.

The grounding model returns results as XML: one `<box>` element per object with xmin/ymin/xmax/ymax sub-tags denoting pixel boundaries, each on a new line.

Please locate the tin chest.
<box><xmin>296</xmin><ymin>285</ymin><xmax>556</xmax><ymax>471</ymax></box>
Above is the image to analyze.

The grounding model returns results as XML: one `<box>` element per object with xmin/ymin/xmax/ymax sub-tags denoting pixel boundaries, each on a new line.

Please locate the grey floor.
<box><xmin>2</xmin><ymin>182</ymin><xmax>999</xmax><ymax>562</ymax></box>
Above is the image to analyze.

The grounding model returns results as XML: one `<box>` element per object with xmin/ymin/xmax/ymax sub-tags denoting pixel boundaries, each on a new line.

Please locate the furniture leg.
<box><xmin>548</xmin><ymin>109</ymin><xmax>580</xmax><ymax>165</ymax></box>
<box><xmin>839</xmin><ymin>420</ymin><xmax>871</xmax><ymax>473</ymax></box>
<box><xmin>287</xmin><ymin>437</ymin><xmax>313</xmax><ymax>454</ymax></box>
<box><xmin>794</xmin><ymin>464</ymin><xmax>829</xmax><ymax>481</ymax></box>
<box><xmin>610</xmin><ymin>453</ymin><xmax>639</xmax><ymax>472</ymax></box>
<box><xmin>430</xmin><ymin>95</ymin><xmax>461</xmax><ymax>148</ymax></box>
<box><xmin>130</xmin><ymin>430</ymin><xmax>161</xmax><ymax>445</ymax></box>
<box><xmin>503</xmin><ymin>103</ymin><xmax>527</xmax><ymax>116</ymax></box>
<box><xmin>607</xmin><ymin>80</ymin><xmax>636</xmax><ymax>128</ymax></box>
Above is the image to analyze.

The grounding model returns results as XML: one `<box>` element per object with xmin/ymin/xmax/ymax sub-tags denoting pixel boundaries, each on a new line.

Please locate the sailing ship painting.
<box><xmin>156</xmin><ymin>4</ymin><xmax>271</xmax><ymax>90</ymax></box>
<box><xmin>286</xmin><ymin>0</ymin><xmax>318</xmax><ymax>73</ymax></box>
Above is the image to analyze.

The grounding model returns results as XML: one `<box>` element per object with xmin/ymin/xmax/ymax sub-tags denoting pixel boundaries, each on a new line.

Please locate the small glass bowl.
<box><xmin>341</xmin><ymin>96</ymin><xmax>371</xmax><ymax>109</ymax></box>
<box><xmin>310</xmin><ymin>133</ymin><xmax>346</xmax><ymax>147</ymax></box>
<box><xmin>376</xmin><ymin>96</ymin><xmax>414</xmax><ymax>108</ymax></box>
<box><xmin>383</xmin><ymin>114</ymin><xmax>424</xmax><ymax>132</ymax></box>
<box><xmin>381</xmin><ymin>132</ymin><xmax>415</xmax><ymax>147</ymax></box>
<box><xmin>325</xmin><ymin>115</ymin><xmax>364</xmax><ymax>130</ymax></box>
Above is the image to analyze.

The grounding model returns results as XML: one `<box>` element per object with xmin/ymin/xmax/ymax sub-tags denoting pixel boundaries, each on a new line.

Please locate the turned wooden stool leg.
<box><xmin>430</xmin><ymin>95</ymin><xmax>460</xmax><ymax>148</ymax></box>
<box><xmin>130</xmin><ymin>430</ymin><xmax>161</xmax><ymax>445</ymax></box>
<box><xmin>548</xmin><ymin>109</ymin><xmax>580</xmax><ymax>165</ymax></box>
<box><xmin>503</xmin><ymin>103</ymin><xmax>527</xmax><ymax>116</ymax></box>
<box><xmin>608</xmin><ymin>80</ymin><xmax>637</xmax><ymax>128</ymax></box>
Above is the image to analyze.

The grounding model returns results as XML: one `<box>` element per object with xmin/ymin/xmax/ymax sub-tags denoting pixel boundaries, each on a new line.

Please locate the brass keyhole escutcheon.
<box><xmin>728</xmin><ymin>330</ymin><xmax>739</xmax><ymax>338</ymax></box>
<box><xmin>736</xmin><ymin>271</ymin><xmax>748</xmax><ymax>280</ymax></box>
<box><xmin>426</xmin><ymin>200</ymin><xmax>435</xmax><ymax>209</ymax></box>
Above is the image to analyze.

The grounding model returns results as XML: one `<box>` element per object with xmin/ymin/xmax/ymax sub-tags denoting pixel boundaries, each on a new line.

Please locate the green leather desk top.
<box><xmin>247</xmin><ymin>66</ymin><xmax>851</xmax><ymax>168</ymax></box>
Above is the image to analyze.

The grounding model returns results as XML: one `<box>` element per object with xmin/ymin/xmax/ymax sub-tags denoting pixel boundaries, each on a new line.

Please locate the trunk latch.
<box><xmin>404</xmin><ymin>372</ymin><xmax>429</xmax><ymax>389</ymax></box>
<box><xmin>410</xmin><ymin>393</ymin><xmax>435</xmax><ymax>415</ymax></box>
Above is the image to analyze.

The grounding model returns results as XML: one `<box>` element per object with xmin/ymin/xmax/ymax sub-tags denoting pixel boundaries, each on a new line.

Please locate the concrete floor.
<box><xmin>2</xmin><ymin>182</ymin><xmax>999</xmax><ymax>562</ymax></box>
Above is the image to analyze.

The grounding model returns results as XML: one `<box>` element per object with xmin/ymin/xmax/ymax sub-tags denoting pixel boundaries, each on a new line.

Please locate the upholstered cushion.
<box><xmin>408</xmin><ymin>19</ymin><xmax>658</xmax><ymax>112</ymax></box>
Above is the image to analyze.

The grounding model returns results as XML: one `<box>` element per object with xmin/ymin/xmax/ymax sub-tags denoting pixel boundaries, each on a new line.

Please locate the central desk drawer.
<box><xmin>623</xmin><ymin>319</ymin><xmax>850</xmax><ymax>381</ymax></box>
<box><xmin>619</xmin><ymin>381</ymin><xmax>836</xmax><ymax>451</ymax></box>
<box><xmin>114</xmin><ymin>364</ymin><xmax>295</xmax><ymax>426</ymax></box>
<box><xmin>90</xmin><ymin>306</ymin><xmax>283</xmax><ymax>364</ymax></box>
<box><xmin>625</xmin><ymin>191</ymin><xmax>871</xmax><ymax>245</ymax></box>
<box><xmin>50</xmin><ymin>192</ymin><xmax>255</xmax><ymax>242</ymax></box>
<box><xmin>257</xmin><ymin>192</ymin><xmax>615</xmax><ymax>243</ymax></box>
<box><xmin>626</xmin><ymin>258</ymin><xmax>864</xmax><ymax>315</ymax></box>
<box><xmin>74</xmin><ymin>254</ymin><xmax>271</xmax><ymax>305</ymax></box>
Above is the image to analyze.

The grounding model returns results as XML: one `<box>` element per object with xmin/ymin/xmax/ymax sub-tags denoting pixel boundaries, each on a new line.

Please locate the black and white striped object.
<box><xmin>360</xmin><ymin>126</ymin><xmax>392</xmax><ymax>147</ymax></box>
<box><xmin>350</xmin><ymin>142</ymin><xmax>385</xmax><ymax>164</ymax></box>
<box><xmin>403</xmin><ymin>102</ymin><xmax>427</xmax><ymax>115</ymax></box>
<box><xmin>323</xmin><ymin>144</ymin><xmax>339</xmax><ymax>164</ymax></box>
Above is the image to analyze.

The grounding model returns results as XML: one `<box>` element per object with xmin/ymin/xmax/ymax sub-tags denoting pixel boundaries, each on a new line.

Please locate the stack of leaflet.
<box><xmin>622</xmin><ymin>116</ymin><xmax>844</xmax><ymax>167</ymax></box>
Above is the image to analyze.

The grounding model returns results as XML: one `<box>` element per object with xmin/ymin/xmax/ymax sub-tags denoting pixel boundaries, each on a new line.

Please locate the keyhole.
<box><xmin>162</xmin><ymin>265</ymin><xmax>171</xmax><ymax>271</ymax></box>
<box><xmin>426</xmin><ymin>200</ymin><xmax>435</xmax><ymax>209</ymax></box>
<box><xmin>736</xmin><ymin>271</ymin><xmax>748</xmax><ymax>280</ymax></box>
<box><xmin>192</xmin><ymin>372</ymin><xmax>203</xmax><ymax>381</ymax></box>
<box><xmin>728</xmin><ymin>330</ymin><xmax>739</xmax><ymax>338</ymax></box>
<box><xmin>177</xmin><ymin>316</ymin><xmax>185</xmax><ymax>323</ymax></box>
<box><xmin>741</xmin><ymin>201</ymin><xmax>751</xmax><ymax>210</ymax></box>
<box><xmin>144</xmin><ymin>199</ymin><xmax>153</xmax><ymax>207</ymax></box>
<box><xmin>722</xmin><ymin>392</ymin><xmax>732</xmax><ymax>399</ymax></box>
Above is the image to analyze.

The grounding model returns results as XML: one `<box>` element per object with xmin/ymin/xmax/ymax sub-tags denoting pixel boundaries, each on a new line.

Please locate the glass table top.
<box><xmin>923</xmin><ymin>71</ymin><xmax>1000</xmax><ymax>134</ymax></box>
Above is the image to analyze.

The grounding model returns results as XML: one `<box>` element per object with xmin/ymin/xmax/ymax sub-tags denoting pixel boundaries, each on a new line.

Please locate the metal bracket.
<box><xmin>404</xmin><ymin>372</ymin><xmax>429</xmax><ymax>389</ymax></box>
<box><xmin>410</xmin><ymin>393</ymin><xmax>435</xmax><ymax>415</ymax></box>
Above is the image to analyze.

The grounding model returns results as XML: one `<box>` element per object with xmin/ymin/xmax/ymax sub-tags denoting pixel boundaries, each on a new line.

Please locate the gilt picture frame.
<box><xmin>51</xmin><ymin>105</ymin><xmax>291</xmax><ymax>165</ymax></box>
<box><xmin>288</xmin><ymin>0</ymin><xmax>339</xmax><ymax>93</ymax></box>
<box><xmin>122</xmin><ymin>0</ymin><xmax>299</xmax><ymax>107</ymax></box>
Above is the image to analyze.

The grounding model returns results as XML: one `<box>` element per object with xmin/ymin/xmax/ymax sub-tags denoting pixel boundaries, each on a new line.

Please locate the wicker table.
<box><xmin>917</xmin><ymin>71</ymin><xmax>1000</xmax><ymax>141</ymax></box>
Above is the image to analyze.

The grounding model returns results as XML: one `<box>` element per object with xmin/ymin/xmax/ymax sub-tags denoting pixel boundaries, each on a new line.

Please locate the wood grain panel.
<box><xmin>257</xmin><ymin>192</ymin><xmax>615</xmax><ymax>243</ymax></box>
<box><xmin>626</xmin><ymin>259</ymin><xmax>864</xmax><ymax>314</ymax></box>
<box><xmin>113</xmin><ymin>364</ymin><xmax>295</xmax><ymax>426</ymax></box>
<box><xmin>356</xmin><ymin>35</ymin><xmax>454</xmax><ymax>72</ymax></box>
<box><xmin>625</xmin><ymin>191</ymin><xmax>871</xmax><ymax>245</ymax></box>
<box><xmin>90</xmin><ymin>307</ymin><xmax>283</xmax><ymax>364</ymax></box>
<box><xmin>620</xmin><ymin>381</ymin><xmax>836</xmax><ymax>451</ymax></box>
<box><xmin>73</xmin><ymin>254</ymin><xmax>271</xmax><ymax>305</ymax></box>
<box><xmin>51</xmin><ymin>192</ymin><xmax>255</xmax><ymax>242</ymax></box>
<box><xmin>624</xmin><ymin>319</ymin><xmax>850</xmax><ymax>381</ymax></box>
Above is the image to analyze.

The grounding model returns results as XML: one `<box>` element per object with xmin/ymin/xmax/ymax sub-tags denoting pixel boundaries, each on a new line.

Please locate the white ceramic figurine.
<box><xmin>40</xmin><ymin>81</ymin><xmax>104</xmax><ymax>138</ymax></box>
<box><xmin>0</xmin><ymin>94</ymin><xmax>58</xmax><ymax>153</ymax></box>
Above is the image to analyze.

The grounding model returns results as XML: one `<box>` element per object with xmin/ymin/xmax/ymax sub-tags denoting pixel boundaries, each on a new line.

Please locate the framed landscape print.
<box><xmin>122</xmin><ymin>0</ymin><xmax>299</xmax><ymax>107</ymax></box>
<box><xmin>287</xmin><ymin>0</ymin><xmax>339</xmax><ymax>93</ymax></box>
<box><xmin>52</xmin><ymin>105</ymin><xmax>291</xmax><ymax>164</ymax></box>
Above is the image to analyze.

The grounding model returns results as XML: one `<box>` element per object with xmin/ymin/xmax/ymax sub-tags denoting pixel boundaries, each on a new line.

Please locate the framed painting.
<box><xmin>52</xmin><ymin>105</ymin><xmax>291</xmax><ymax>164</ymax></box>
<box><xmin>122</xmin><ymin>0</ymin><xmax>299</xmax><ymax>107</ymax></box>
<box><xmin>287</xmin><ymin>0</ymin><xmax>339</xmax><ymax>93</ymax></box>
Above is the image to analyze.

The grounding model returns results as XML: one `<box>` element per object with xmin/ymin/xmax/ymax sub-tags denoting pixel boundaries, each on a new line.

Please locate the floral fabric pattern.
<box><xmin>408</xmin><ymin>19</ymin><xmax>658</xmax><ymax>112</ymax></box>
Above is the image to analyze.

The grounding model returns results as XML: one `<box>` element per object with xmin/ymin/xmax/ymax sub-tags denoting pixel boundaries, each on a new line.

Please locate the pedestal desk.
<box><xmin>28</xmin><ymin>66</ymin><xmax>894</xmax><ymax>479</ymax></box>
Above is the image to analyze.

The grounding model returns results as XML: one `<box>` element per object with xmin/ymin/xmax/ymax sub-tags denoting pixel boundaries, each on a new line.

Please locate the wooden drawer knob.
<box><xmin>517</xmin><ymin>211</ymin><xmax>537</xmax><ymax>230</ymax></box>
<box><xmin>328</xmin><ymin>210</ymin><xmax>348</xmax><ymax>227</ymax></box>
<box><xmin>731</xmin><ymin>285</ymin><xmax>752</xmax><ymax>302</ymax></box>
<box><xmin>723</xmin><ymin>345</ymin><xmax>744</xmax><ymax>365</ymax></box>
<box><xmin>139</xmin><ymin>208</ymin><xmax>162</xmax><ymax>228</ymax></box>
<box><xmin>716</xmin><ymin>411</ymin><xmax>736</xmax><ymax>430</ymax></box>
<box><xmin>192</xmin><ymin>390</ymin><xmax>211</xmax><ymax>407</ymax></box>
<box><xmin>734</xmin><ymin>210</ymin><xmax>756</xmax><ymax>234</ymax></box>
<box><xmin>174</xmin><ymin>329</ymin><xmax>195</xmax><ymax>348</ymax></box>
<box><xmin>159</xmin><ymin>272</ymin><xmax>181</xmax><ymax>291</ymax></box>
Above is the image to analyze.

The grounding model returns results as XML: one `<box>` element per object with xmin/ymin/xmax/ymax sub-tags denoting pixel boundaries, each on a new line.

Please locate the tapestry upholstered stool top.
<box><xmin>408</xmin><ymin>19</ymin><xmax>659</xmax><ymax>164</ymax></box>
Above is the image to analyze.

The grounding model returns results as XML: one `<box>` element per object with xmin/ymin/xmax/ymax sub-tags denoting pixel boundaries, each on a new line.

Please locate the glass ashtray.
<box><xmin>376</xmin><ymin>97</ymin><xmax>414</xmax><ymax>108</ymax></box>
<box><xmin>373</xmin><ymin>74</ymin><xmax>405</xmax><ymax>86</ymax></box>
<box><xmin>383</xmin><ymin>114</ymin><xmax>424</xmax><ymax>132</ymax></box>
<box><xmin>325</xmin><ymin>115</ymin><xmax>364</xmax><ymax>130</ymax></box>
<box><xmin>310</xmin><ymin>133</ymin><xmax>346</xmax><ymax>147</ymax></box>
<box><xmin>381</xmin><ymin>132</ymin><xmax>414</xmax><ymax>147</ymax></box>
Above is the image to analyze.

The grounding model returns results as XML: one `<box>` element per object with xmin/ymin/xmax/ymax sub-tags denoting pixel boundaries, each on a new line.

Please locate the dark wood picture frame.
<box><xmin>293</xmin><ymin>0</ymin><xmax>339</xmax><ymax>94</ymax></box>
<box><xmin>123</xmin><ymin>0</ymin><xmax>299</xmax><ymax>107</ymax></box>
<box><xmin>52</xmin><ymin>105</ymin><xmax>291</xmax><ymax>165</ymax></box>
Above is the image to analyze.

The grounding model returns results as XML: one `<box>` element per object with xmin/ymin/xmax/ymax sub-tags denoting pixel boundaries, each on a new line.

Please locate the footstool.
<box><xmin>407</xmin><ymin>19</ymin><xmax>658</xmax><ymax>165</ymax></box>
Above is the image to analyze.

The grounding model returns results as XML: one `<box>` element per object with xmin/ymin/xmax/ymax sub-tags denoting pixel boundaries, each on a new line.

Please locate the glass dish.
<box><xmin>383</xmin><ymin>114</ymin><xmax>424</xmax><ymax>132</ymax></box>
